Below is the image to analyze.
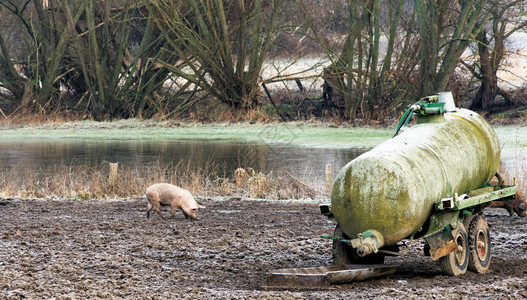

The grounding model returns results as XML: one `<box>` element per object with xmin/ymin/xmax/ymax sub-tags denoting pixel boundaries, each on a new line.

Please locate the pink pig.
<box><xmin>145</xmin><ymin>183</ymin><xmax>205</xmax><ymax>220</ymax></box>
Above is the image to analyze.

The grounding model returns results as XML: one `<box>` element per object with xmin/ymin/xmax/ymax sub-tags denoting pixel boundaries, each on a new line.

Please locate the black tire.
<box><xmin>332</xmin><ymin>225</ymin><xmax>385</xmax><ymax>265</ymax></box>
<box><xmin>462</xmin><ymin>214</ymin><xmax>475</xmax><ymax>231</ymax></box>
<box><xmin>439</xmin><ymin>221</ymin><xmax>469</xmax><ymax>276</ymax></box>
<box><xmin>467</xmin><ymin>216</ymin><xmax>491</xmax><ymax>273</ymax></box>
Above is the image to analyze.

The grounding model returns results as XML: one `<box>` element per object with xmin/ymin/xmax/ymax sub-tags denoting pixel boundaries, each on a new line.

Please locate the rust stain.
<box><xmin>430</xmin><ymin>240</ymin><xmax>457</xmax><ymax>261</ymax></box>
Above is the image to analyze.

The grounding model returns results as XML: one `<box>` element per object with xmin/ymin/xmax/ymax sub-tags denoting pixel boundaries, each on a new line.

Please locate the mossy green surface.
<box><xmin>330</xmin><ymin>109</ymin><xmax>504</xmax><ymax>246</ymax></box>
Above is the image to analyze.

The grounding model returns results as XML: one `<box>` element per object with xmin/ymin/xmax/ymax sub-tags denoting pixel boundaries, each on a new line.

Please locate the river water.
<box><xmin>0</xmin><ymin>139</ymin><xmax>367</xmax><ymax>180</ymax></box>
<box><xmin>0</xmin><ymin>138</ymin><xmax>523</xmax><ymax>183</ymax></box>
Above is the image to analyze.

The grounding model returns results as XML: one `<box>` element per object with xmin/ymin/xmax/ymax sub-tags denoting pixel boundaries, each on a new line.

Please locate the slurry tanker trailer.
<box><xmin>265</xmin><ymin>92</ymin><xmax>517</xmax><ymax>289</ymax></box>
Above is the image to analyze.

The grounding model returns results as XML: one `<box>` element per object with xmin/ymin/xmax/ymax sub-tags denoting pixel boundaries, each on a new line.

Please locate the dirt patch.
<box><xmin>1</xmin><ymin>198</ymin><xmax>526</xmax><ymax>299</ymax></box>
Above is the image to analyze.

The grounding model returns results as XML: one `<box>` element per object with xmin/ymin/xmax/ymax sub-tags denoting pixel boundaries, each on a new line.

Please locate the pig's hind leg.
<box><xmin>146</xmin><ymin>202</ymin><xmax>165</xmax><ymax>219</ymax></box>
<box><xmin>146</xmin><ymin>202</ymin><xmax>153</xmax><ymax>218</ymax></box>
<box><xmin>150</xmin><ymin>202</ymin><xmax>166</xmax><ymax>219</ymax></box>
<box><xmin>155</xmin><ymin>204</ymin><xmax>166</xmax><ymax>219</ymax></box>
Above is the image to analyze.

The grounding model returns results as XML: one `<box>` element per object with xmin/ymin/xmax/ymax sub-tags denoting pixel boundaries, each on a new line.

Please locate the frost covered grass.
<box><xmin>494</xmin><ymin>126</ymin><xmax>527</xmax><ymax>148</ymax></box>
<box><xmin>1</xmin><ymin>120</ymin><xmax>526</xmax><ymax>149</ymax></box>
<box><xmin>495</xmin><ymin>126</ymin><xmax>527</xmax><ymax>196</ymax></box>
<box><xmin>0</xmin><ymin>119</ymin><xmax>393</xmax><ymax>148</ymax></box>
<box><xmin>500</xmin><ymin>149</ymin><xmax>527</xmax><ymax>198</ymax></box>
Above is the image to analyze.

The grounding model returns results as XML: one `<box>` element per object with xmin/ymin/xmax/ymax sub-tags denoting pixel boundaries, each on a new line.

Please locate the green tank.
<box><xmin>331</xmin><ymin>103</ymin><xmax>500</xmax><ymax>247</ymax></box>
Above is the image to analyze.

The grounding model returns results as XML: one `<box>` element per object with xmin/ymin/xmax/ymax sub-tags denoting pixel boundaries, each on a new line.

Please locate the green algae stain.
<box><xmin>331</xmin><ymin>109</ymin><xmax>502</xmax><ymax>246</ymax></box>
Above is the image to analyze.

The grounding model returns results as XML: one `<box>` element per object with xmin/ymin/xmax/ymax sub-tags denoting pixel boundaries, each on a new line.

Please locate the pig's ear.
<box><xmin>198</xmin><ymin>204</ymin><xmax>206</xmax><ymax>209</ymax></box>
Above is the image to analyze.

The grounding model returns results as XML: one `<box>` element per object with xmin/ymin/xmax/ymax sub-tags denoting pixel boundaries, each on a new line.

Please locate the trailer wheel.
<box><xmin>468</xmin><ymin>216</ymin><xmax>491</xmax><ymax>273</ymax></box>
<box><xmin>439</xmin><ymin>221</ymin><xmax>469</xmax><ymax>276</ymax></box>
<box><xmin>462</xmin><ymin>214</ymin><xmax>475</xmax><ymax>231</ymax></box>
<box><xmin>332</xmin><ymin>225</ymin><xmax>384</xmax><ymax>265</ymax></box>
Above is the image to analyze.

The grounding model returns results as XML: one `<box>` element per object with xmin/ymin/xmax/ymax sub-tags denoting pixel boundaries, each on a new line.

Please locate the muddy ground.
<box><xmin>1</xmin><ymin>197</ymin><xmax>526</xmax><ymax>299</ymax></box>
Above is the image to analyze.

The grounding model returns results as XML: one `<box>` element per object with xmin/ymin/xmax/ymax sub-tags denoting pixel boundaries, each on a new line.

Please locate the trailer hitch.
<box><xmin>322</xmin><ymin>229</ymin><xmax>385</xmax><ymax>257</ymax></box>
<box><xmin>351</xmin><ymin>230</ymin><xmax>385</xmax><ymax>257</ymax></box>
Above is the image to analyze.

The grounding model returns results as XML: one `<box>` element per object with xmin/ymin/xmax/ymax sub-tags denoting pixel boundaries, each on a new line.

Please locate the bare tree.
<box><xmin>300</xmin><ymin>0</ymin><xmax>415</xmax><ymax>121</ymax></box>
<box><xmin>301</xmin><ymin>0</ymin><xmax>500</xmax><ymax>121</ymax></box>
<box><xmin>414</xmin><ymin>0</ymin><xmax>491</xmax><ymax>96</ymax></box>
<box><xmin>63</xmin><ymin>0</ymin><xmax>185</xmax><ymax>119</ymax></box>
<box><xmin>0</xmin><ymin>0</ymin><xmax>65</xmax><ymax>107</ymax></box>
<box><xmin>0</xmin><ymin>0</ymin><xmax>183</xmax><ymax>119</ymax></box>
<box><xmin>146</xmin><ymin>0</ymin><xmax>283</xmax><ymax>111</ymax></box>
<box><xmin>466</xmin><ymin>0</ymin><xmax>527</xmax><ymax>111</ymax></box>
<box><xmin>0</xmin><ymin>4</ymin><xmax>27</xmax><ymax>104</ymax></box>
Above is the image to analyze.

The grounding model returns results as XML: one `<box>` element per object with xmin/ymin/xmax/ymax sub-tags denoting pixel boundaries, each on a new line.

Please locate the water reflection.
<box><xmin>0</xmin><ymin>139</ymin><xmax>367</xmax><ymax>180</ymax></box>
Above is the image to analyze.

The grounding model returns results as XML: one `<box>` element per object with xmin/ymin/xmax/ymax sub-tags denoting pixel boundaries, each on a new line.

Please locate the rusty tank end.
<box><xmin>331</xmin><ymin>97</ymin><xmax>500</xmax><ymax>249</ymax></box>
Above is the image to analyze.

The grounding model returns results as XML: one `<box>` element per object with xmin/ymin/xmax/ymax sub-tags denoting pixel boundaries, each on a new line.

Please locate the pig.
<box><xmin>489</xmin><ymin>191</ymin><xmax>527</xmax><ymax>217</ymax></box>
<box><xmin>145</xmin><ymin>183</ymin><xmax>205</xmax><ymax>220</ymax></box>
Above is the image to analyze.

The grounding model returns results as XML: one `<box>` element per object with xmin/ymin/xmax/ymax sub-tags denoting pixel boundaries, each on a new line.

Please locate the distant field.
<box><xmin>0</xmin><ymin>120</ymin><xmax>393</xmax><ymax>149</ymax></box>
<box><xmin>1</xmin><ymin>120</ymin><xmax>526</xmax><ymax>149</ymax></box>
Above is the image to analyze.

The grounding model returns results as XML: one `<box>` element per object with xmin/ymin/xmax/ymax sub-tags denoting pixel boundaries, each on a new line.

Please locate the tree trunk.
<box><xmin>471</xmin><ymin>30</ymin><xmax>501</xmax><ymax>112</ymax></box>
<box><xmin>415</xmin><ymin>0</ymin><xmax>437</xmax><ymax>96</ymax></box>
